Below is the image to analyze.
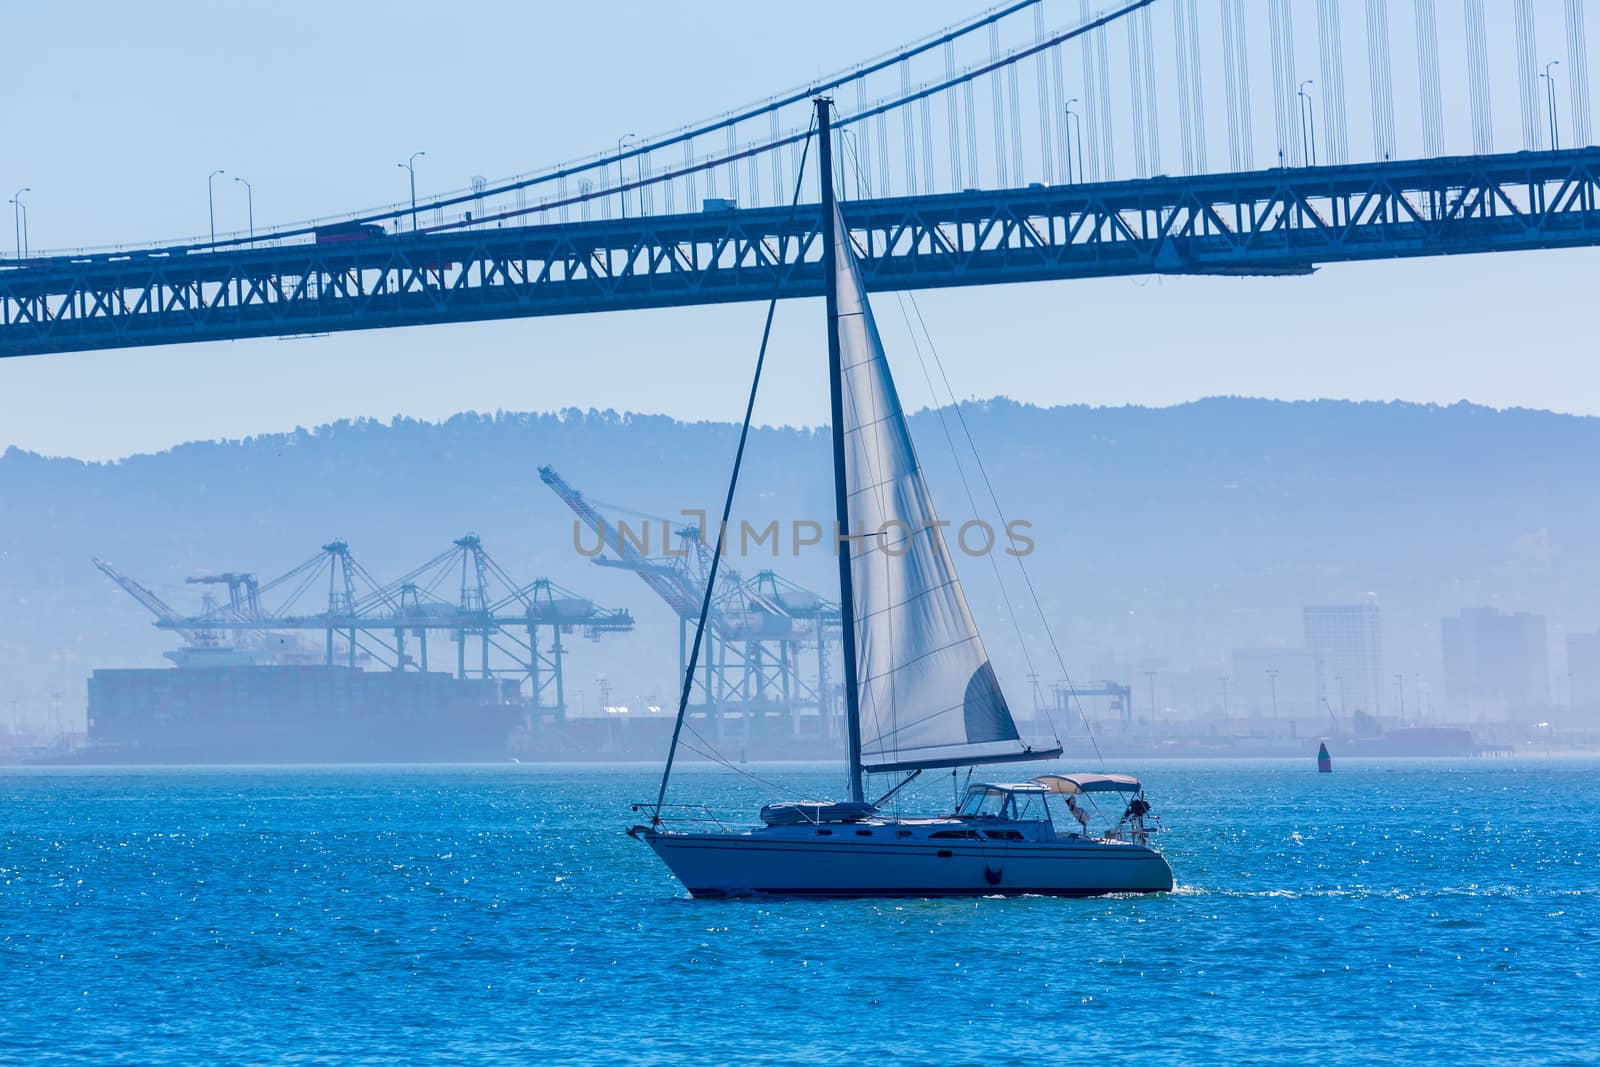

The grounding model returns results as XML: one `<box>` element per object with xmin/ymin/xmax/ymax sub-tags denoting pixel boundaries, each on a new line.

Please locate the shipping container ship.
<box><xmin>85</xmin><ymin>664</ymin><xmax>523</xmax><ymax>764</ymax></box>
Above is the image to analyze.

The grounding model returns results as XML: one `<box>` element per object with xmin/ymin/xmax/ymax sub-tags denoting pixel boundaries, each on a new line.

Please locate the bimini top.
<box><xmin>1032</xmin><ymin>773</ymin><xmax>1143</xmax><ymax>795</ymax></box>
<box><xmin>967</xmin><ymin>782</ymin><xmax>1052</xmax><ymax>795</ymax></box>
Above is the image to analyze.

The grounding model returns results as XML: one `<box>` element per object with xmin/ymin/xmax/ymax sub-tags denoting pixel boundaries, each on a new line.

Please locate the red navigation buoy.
<box><xmin>1317</xmin><ymin>740</ymin><xmax>1332</xmax><ymax>773</ymax></box>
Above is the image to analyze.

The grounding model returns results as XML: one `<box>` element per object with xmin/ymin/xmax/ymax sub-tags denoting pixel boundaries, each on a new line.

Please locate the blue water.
<box><xmin>2</xmin><ymin>760</ymin><xmax>1595</xmax><ymax>1065</ymax></box>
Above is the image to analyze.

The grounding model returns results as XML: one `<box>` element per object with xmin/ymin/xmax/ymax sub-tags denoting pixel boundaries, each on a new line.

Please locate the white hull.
<box><xmin>642</xmin><ymin>826</ymin><xmax>1174</xmax><ymax>898</ymax></box>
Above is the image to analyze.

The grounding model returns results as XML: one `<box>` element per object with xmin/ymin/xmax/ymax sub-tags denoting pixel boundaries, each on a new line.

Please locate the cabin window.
<box><xmin>957</xmin><ymin>789</ymin><xmax>1010</xmax><ymax>818</ymax></box>
<box><xmin>1012</xmin><ymin>793</ymin><xmax>1047</xmax><ymax>822</ymax></box>
<box><xmin>815</xmin><ymin>829</ymin><xmax>832</xmax><ymax>836</ymax></box>
<box><xmin>982</xmin><ymin>829</ymin><xmax>1025</xmax><ymax>842</ymax></box>
<box><xmin>929</xmin><ymin>829</ymin><xmax>980</xmax><ymax>840</ymax></box>
<box><xmin>855</xmin><ymin>829</ymin><xmax>873</xmax><ymax>837</ymax></box>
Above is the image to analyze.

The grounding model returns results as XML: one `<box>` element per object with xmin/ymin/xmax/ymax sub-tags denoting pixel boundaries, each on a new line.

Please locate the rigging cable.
<box><xmin>649</xmin><ymin>119</ymin><xmax>816</xmax><ymax>823</ymax></box>
<box><xmin>836</xmin><ymin>134</ymin><xmax>1062</xmax><ymax>774</ymax></box>
<box><xmin>891</xmin><ymin>291</ymin><xmax>1063</xmax><ymax>755</ymax></box>
<box><xmin>900</xmin><ymin>291</ymin><xmax>1106</xmax><ymax>766</ymax></box>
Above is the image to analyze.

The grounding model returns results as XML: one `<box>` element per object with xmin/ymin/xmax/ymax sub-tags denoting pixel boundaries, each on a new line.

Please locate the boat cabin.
<box><xmin>950</xmin><ymin>775</ymin><xmax>1157</xmax><ymax>844</ymax></box>
<box><xmin>955</xmin><ymin>782</ymin><xmax>1051</xmax><ymax>821</ymax></box>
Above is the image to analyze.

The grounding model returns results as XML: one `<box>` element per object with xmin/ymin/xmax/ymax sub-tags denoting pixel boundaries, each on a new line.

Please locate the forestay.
<box><xmin>828</xmin><ymin>206</ymin><xmax>1059</xmax><ymax>773</ymax></box>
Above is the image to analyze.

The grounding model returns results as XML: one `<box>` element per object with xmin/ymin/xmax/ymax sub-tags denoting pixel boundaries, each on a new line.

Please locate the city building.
<box><xmin>1569</xmin><ymin>630</ymin><xmax>1600</xmax><ymax>714</ymax></box>
<box><xmin>1441</xmin><ymin>607</ymin><xmax>1551</xmax><ymax>719</ymax></box>
<box><xmin>1304</xmin><ymin>600</ymin><xmax>1384</xmax><ymax>717</ymax></box>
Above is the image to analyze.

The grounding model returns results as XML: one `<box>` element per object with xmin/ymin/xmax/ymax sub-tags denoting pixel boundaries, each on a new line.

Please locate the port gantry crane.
<box><xmin>93</xmin><ymin>536</ymin><xmax>633</xmax><ymax>719</ymax></box>
<box><xmin>538</xmin><ymin>464</ymin><xmax>841</xmax><ymax>741</ymax></box>
<box><xmin>93</xmin><ymin>558</ymin><xmax>218</xmax><ymax>649</ymax></box>
<box><xmin>1043</xmin><ymin>679</ymin><xmax>1136</xmax><ymax>730</ymax></box>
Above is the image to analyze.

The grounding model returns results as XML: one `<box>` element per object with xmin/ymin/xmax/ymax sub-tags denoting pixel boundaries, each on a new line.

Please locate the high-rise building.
<box><xmin>1569</xmin><ymin>631</ymin><xmax>1600</xmax><ymax>713</ymax></box>
<box><xmin>1304</xmin><ymin>601</ymin><xmax>1383</xmax><ymax>716</ymax></box>
<box><xmin>1441</xmin><ymin>607</ymin><xmax>1551</xmax><ymax>718</ymax></box>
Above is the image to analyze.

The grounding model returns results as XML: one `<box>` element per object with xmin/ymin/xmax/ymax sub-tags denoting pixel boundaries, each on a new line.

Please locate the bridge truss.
<box><xmin>4</xmin><ymin>0</ymin><xmax>1600</xmax><ymax>356</ymax></box>
<box><xmin>5</xmin><ymin>147</ymin><xmax>1597</xmax><ymax>356</ymax></box>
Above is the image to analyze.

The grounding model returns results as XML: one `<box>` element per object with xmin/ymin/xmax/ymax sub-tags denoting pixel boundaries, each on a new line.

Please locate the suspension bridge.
<box><xmin>3</xmin><ymin>0</ymin><xmax>1598</xmax><ymax>358</ymax></box>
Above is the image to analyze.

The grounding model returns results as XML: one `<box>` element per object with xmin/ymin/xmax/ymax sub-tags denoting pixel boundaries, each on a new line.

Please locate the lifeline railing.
<box><xmin>627</xmin><ymin>803</ymin><xmax>740</xmax><ymax>834</ymax></box>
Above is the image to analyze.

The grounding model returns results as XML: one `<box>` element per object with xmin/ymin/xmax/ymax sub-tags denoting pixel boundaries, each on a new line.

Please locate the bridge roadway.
<box><xmin>3</xmin><ymin>146</ymin><xmax>1597</xmax><ymax>358</ymax></box>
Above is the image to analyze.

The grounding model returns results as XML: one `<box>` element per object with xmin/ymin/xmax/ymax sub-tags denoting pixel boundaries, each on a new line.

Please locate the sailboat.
<box><xmin>629</xmin><ymin>100</ymin><xmax>1173</xmax><ymax>898</ymax></box>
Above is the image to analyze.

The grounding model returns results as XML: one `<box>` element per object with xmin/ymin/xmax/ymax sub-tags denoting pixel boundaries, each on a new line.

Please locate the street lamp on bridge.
<box><xmin>616</xmin><ymin>133</ymin><xmax>635</xmax><ymax>220</ymax></box>
<box><xmin>1063</xmin><ymin>99</ymin><xmax>1084</xmax><ymax>184</ymax></box>
<box><xmin>1542</xmin><ymin>60</ymin><xmax>1562</xmax><ymax>151</ymax></box>
<box><xmin>398</xmin><ymin>151</ymin><xmax>425</xmax><ymax>232</ymax></box>
<box><xmin>9</xmin><ymin>187</ymin><xmax>29</xmax><ymax>260</ymax></box>
<box><xmin>234</xmin><ymin>177</ymin><xmax>254</xmax><ymax>247</ymax></box>
<box><xmin>207</xmin><ymin>169</ymin><xmax>225</xmax><ymax>246</ymax></box>
<box><xmin>1297</xmin><ymin>80</ymin><xmax>1317</xmax><ymax>166</ymax></box>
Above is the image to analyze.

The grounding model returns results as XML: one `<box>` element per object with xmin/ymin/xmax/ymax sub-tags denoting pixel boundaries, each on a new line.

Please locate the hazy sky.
<box><xmin>3</xmin><ymin>0</ymin><xmax>1597</xmax><ymax>461</ymax></box>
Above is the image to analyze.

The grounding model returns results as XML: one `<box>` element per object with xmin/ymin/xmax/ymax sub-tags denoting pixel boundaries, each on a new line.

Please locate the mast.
<box><xmin>816</xmin><ymin>97</ymin><xmax>866</xmax><ymax>803</ymax></box>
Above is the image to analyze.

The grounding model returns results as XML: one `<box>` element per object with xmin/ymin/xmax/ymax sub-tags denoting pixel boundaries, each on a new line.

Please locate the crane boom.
<box><xmin>539</xmin><ymin>465</ymin><xmax>706</xmax><ymax>618</ymax></box>
<box><xmin>93</xmin><ymin>558</ymin><xmax>201</xmax><ymax>641</ymax></box>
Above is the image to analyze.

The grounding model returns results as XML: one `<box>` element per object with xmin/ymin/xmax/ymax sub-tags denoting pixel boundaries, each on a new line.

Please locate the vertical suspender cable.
<box><xmin>1036</xmin><ymin>5</ymin><xmax>1057</xmax><ymax>184</ymax></box>
<box><xmin>875</xmin><ymin>109</ymin><xmax>891</xmax><ymax>199</ymax></box>
<box><xmin>1008</xmin><ymin>34</ymin><xmax>1026</xmax><ymax>181</ymax></box>
<box><xmin>964</xmin><ymin>66</ymin><xmax>982</xmax><ymax>186</ymax></box>
<box><xmin>947</xmin><ymin>42</ymin><xmax>964</xmax><ymax>190</ymax></box>
<box><xmin>1096</xmin><ymin>16</ymin><xmax>1116</xmax><ymax>178</ymax></box>
<box><xmin>1269</xmin><ymin>0</ymin><xmax>1299</xmax><ymax>165</ymax></box>
<box><xmin>1080</xmin><ymin>0</ymin><xmax>1103</xmax><ymax>180</ymax></box>
<box><xmin>1185</xmin><ymin>0</ymin><xmax>1208</xmax><ymax>173</ymax></box>
<box><xmin>1050</xmin><ymin>25</ymin><xmax>1069</xmax><ymax>180</ymax></box>
<box><xmin>1514</xmin><ymin>0</ymin><xmax>1542</xmax><ymax>150</ymax></box>
<box><xmin>770</xmin><ymin>112</ymin><xmax>783</xmax><ymax>206</ymax></box>
<box><xmin>1465</xmin><ymin>0</ymin><xmax>1495</xmax><ymax>154</ymax></box>
<box><xmin>1233</xmin><ymin>0</ymin><xmax>1255</xmax><ymax>169</ymax></box>
<box><xmin>1221</xmin><ymin>0</ymin><xmax>1243</xmax><ymax>169</ymax></box>
<box><xmin>1128</xmin><ymin>17</ymin><xmax>1149</xmax><ymax>177</ymax></box>
<box><xmin>1413</xmin><ymin>0</ymin><xmax>1446</xmax><ymax>156</ymax></box>
<box><xmin>1566</xmin><ymin>0</ymin><xmax>1593</xmax><ymax>148</ymax></box>
<box><xmin>684</xmin><ymin>140</ymin><xmax>696</xmax><ymax>209</ymax></box>
<box><xmin>1366</xmin><ymin>0</ymin><xmax>1398</xmax><ymax>159</ymax></box>
<box><xmin>1175</xmin><ymin>0</ymin><xmax>1196</xmax><ymax>173</ymax></box>
<box><xmin>1316</xmin><ymin>0</ymin><xmax>1350</xmax><ymax>164</ymax></box>
<box><xmin>901</xmin><ymin>59</ymin><xmax>919</xmax><ymax>195</ymax></box>
<box><xmin>747</xmin><ymin>142</ymin><xmax>760</xmax><ymax>207</ymax></box>
<box><xmin>1139</xmin><ymin>5</ymin><xmax>1161</xmax><ymax>176</ymax></box>
<box><xmin>856</xmin><ymin>78</ymin><xmax>872</xmax><ymax>196</ymax></box>
<box><xmin>990</xmin><ymin>24</ymin><xmax>1009</xmax><ymax>186</ymax></box>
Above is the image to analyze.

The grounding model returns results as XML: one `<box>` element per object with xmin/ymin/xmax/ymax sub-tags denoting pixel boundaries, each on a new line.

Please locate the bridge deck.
<box><xmin>3</xmin><ymin>148</ymin><xmax>1597</xmax><ymax>358</ymax></box>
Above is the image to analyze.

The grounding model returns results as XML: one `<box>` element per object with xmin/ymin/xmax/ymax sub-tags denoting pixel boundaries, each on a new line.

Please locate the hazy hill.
<box><xmin>2</xmin><ymin>398</ymin><xmax>1595</xmax><ymax>728</ymax></box>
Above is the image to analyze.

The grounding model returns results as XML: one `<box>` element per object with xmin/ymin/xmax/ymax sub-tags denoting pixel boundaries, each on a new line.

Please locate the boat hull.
<box><xmin>642</xmin><ymin>829</ymin><xmax>1174</xmax><ymax>898</ymax></box>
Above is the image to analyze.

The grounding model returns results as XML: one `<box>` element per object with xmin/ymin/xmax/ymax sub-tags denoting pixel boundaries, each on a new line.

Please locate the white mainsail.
<box><xmin>829</xmin><ymin>207</ymin><xmax>1058</xmax><ymax>773</ymax></box>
